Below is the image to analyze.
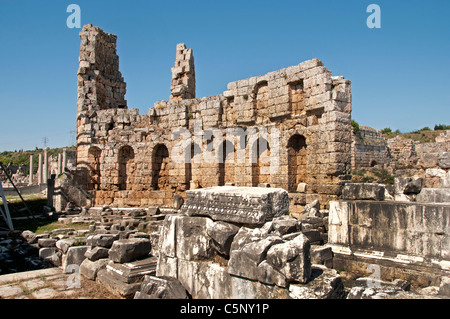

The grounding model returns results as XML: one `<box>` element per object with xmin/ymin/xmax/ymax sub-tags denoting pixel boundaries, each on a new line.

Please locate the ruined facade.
<box><xmin>75</xmin><ymin>24</ymin><xmax>353</xmax><ymax>212</ymax></box>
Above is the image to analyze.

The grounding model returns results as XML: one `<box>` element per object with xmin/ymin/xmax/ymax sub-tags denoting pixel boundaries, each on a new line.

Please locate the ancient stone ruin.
<box><xmin>38</xmin><ymin>24</ymin><xmax>450</xmax><ymax>299</ymax></box>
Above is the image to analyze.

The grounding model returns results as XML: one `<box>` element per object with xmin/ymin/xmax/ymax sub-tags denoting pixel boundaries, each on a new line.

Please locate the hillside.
<box><xmin>0</xmin><ymin>146</ymin><xmax>76</xmax><ymax>174</ymax></box>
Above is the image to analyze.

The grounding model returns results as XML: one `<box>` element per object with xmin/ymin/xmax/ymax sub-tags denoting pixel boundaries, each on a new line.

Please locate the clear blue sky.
<box><xmin>1</xmin><ymin>0</ymin><xmax>449</xmax><ymax>151</ymax></box>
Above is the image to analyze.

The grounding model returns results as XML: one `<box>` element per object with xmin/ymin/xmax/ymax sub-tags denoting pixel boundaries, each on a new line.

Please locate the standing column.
<box><xmin>43</xmin><ymin>148</ymin><xmax>48</xmax><ymax>183</ymax></box>
<box><xmin>29</xmin><ymin>155</ymin><xmax>34</xmax><ymax>185</ymax></box>
<box><xmin>62</xmin><ymin>148</ymin><xmax>67</xmax><ymax>172</ymax></box>
<box><xmin>38</xmin><ymin>153</ymin><xmax>43</xmax><ymax>185</ymax></box>
<box><xmin>58</xmin><ymin>153</ymin><xmax>62</xmax><ymax>175</ymax></box>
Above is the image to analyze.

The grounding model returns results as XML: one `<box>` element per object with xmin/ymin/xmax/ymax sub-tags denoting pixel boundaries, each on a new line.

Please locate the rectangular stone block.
<box><xmin>179</xmin><ymin>186</ymin><xmax>289</xmax><ymax>226</ymax></box>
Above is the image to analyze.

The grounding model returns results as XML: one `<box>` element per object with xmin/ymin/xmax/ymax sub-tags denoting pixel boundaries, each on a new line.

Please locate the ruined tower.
<box><xmin>76</xmin><ymin>24</ymin><xmax>127</xmax><ymax>170</ymax></box>
<box><xmin>170</xmin><ymin>43</ymin><xmax>195</xmax><ymax>100</ymax></box>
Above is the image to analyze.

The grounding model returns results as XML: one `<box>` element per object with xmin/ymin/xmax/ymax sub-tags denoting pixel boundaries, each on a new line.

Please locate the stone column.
<box><xmin>43</xmin><ymin>148</ymin><xmax>48</xmax><ymax>183</ymax></box>
<box><xmin>29</xmin><ymin>155</ymin><xmax>34</xmax><ymax>185</ymax></box>
<box><xmin>62</xmin><ymin>148</ymin><xmax>67</xmax><ymax>172</ymax></box>
<box><xmin>38</xmin><ymin>153</ymin><xmax>43</xmax><ymax>185</ymax></box>
<box><xmin>58</xmin><ymin>153</ymin><xmax>62</xmax><ymax>175</ymax></box>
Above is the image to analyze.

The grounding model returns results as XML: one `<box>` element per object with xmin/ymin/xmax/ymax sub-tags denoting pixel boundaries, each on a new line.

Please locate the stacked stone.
<box><xmin>155</xmin><ymin>186</ymin><xmax>344</xmax><ymax>299</ymax></box>
<box><xmin>95</xmin><ymin>237</ymin><xmax>156</xmax><ymax>298</ymax></box>
<box><xmin>170</xmin><ymin>43</ymin><xmax>195</xmax><ymax>100</ymax></box>
<box><xmin>352</xmin><ymin>126</ymin><xmax>389</xmax><ymax>170</ymax></box>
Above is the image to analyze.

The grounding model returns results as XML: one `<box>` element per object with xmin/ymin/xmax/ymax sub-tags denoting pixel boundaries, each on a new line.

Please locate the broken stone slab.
<box><xmin>438</xmin><ymin>276</ymin><xmax>450</xmax><ymax>297</ymax></box>
<box><xmin>37</xmin><ymin>238</ymin><xmax>57</xmax><ymax>248</ymax></box>
<box><xmin>135</xmin><ymin>275</ymin><xmax>188</xmax><ymax>299</ymax></box>
<box><xmin>173</xmin><ymin>194</ymin><xmax>184</xmax><ymax>210</ymax></box>
<box><xmin>159</xmin><ymin>215</ymin><xmax>214</xmax><ymax>261</ymax></box>
<box><xmin>347</xmin><ymin>277</ymin><xmax>412</xmax><ymax>299</ymax></box>
<box><xmin>229</xmin><ymin>226</ymin><xmax>271</xmax><ymax>253</ymax></box>
<box><xmin>80</xmin><ymin>258</ymin><xmax>108</xmax><ymax>280</ymax></box>
<box><xmin>62</xmin><ymin>246</ymin><xmax>89</xmax><ymax>273</ymax></box>
<box><xmin>86</xmin><ymin>233</ymin><xmax>119</xmax><ymax>248</ymax></box>
<box><xmin>265</xmin><ymin>233</ymin><xmax>311</xmax><ymax>284</ymax></box>
<box><xmin>106</xmin><ymin>256</ymin><xmax>158</xmax><ymax>284</ymax></box>
<box><xmin>108</xmin><ymin>238</ymin><xmax>151</xmax><ymax>263</ymax></box>
<box><xmin>288</xmin><ymin>265</ymin><xmax>345</xmax><ymax>299</ymax></box>
<box><xmin>179</xmin><ymin>186</ymin><xmax>289</xmax><ymax>226</ymax></box>
<box><xmin>206</xmin><ymin>221</ymin><xmax>240</xmax><ymax>257</ymax></box>
<box><xmin>228</xmin><ymin>236</ymin><xmax>284</xmax><ymax>282</ymax></box>
<box><xmin>342</xmin><ymin>183</ymin><xmax>385</xmax><ymax>201</ymax></box>
<box><xmin>85</xmin><ymin>246</ymin><xmax>109</xmax><ymax>261</ymax></box>
<box><xmin>97</xmin><ymin>269</ymin><xmax>141</xmax><ymax>299</ymax></box>
<box><xmin>39</xmin><ymin>247</ymin><xmax>62</xmax><ymax>267</ymax></box>
<box><xmin>310</xmin><ymin>245</ymin><xmax>333</xmax><ymax>268</ymax></box>
<box><xmin>271</xmin><ymin>216</ymin><xmax>301</xmax><ymax>236</ymax></box>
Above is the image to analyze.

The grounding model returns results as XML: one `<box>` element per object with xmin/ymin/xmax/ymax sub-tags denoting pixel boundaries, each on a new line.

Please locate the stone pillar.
<box><xmin>62</xmin><ymin>148</ymin><xmax>67</xmax><ymax>172</ymax></box>
<box><xmin>38</xmin><ymin>153</ymin><xmax>43</xmax><ymax>185</ymax></box>
<box><xmin>43</xmin><ymin>148</ymin><xmax>48</xmax><ymax>183</ymax></box>
<box><xmin>58</xmin><ymin>153</ymin><xmax>62</xmax><ymax>175</ymax></box>
<box><xmin>170</xmin><ymin>43</ymin><xmax>195</xmax><ymax>100</ymax></box>
<box><xmin>29</xmin><ymin>155</ymin><xmax>34</xmax><ymax>185</ymax></box>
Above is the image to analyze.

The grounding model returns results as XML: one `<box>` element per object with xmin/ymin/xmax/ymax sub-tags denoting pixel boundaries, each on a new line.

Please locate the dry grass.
<box><xmin>52</xmin><ymin>277</ymin><xmax>122</xmax><ymax>299</ymax></box>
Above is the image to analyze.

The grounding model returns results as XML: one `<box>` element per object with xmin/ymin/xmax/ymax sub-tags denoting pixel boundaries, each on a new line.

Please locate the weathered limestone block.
<box><xmin>108</xmin><ymin>238</ymin><xmax>151</xmax><ymax>263</ymax></box>
<box><xmin>271</xmin><ymin>216</ymin><xmax>301</xmax><ymax>236</ymax></box>
<box><xmin>62</xmin><ymin>246</ymin><xmax>89</xmax><ymax>273</ymax></box>
<box><xmin>228</xmin><ymin>236</ymin><xmax>284</xmax><ymax>281</ymax></box>
<box><xmin>342</xmin><ymin>183</ymin><xmax>385</xmax><ymax>201</ymax></box>
<box><xmin>134</xmin><ymin>275</ymin><xmax>188</xmax><ymax>299</ymax></box>
<box><xmin>176</xmin><ymin>216</ymin><xmax>214</xmax><ymax>261</ymax></box>
<box><xmin>288</xmin><ymin>265</ymin><xmax>345</xmax><ymax>299</ymax></box>
<box><xmin>439</xmin><ymin>152</ymin><xmax>450</xmax><ymax>169</ymax></box>
<box><xmin>158</xmin><ymin>215</ymin><xmax>214</xmax><ymax>261</ymax></box>
<box><xmin>85</xmin><ymin>246</ymin><xmax>109</xmax><ymax>261</ymax></box>
<box><xmin>206</xmin><ymin>221</ymin><xmax>240</xmax><ymax>257</ymax></box>
<box><xmin>106</xmin><ymin>256</ymin><xmax>157</xmax><ymax>284</ymax></box>
<box><xmin>180</xmin><ymin>186</ymin><xmax>289</xmax><ymax>226</ymax></box>
<box><xmin>266</xmin><ymin>234</ymin><xmax>311</xmax><ymax>284</ymax></box>
<box><xmin>38</xmin><ymin>238</ymin><xmax>57</xmax><ymax>248</ymax></box>
<box><xmin>416</xmin><ymin>188</ymin><xmax>450</xmax><ymax>203</ymax></box>
<box><xmin>96</xmin><ymin>269</ymin><xmax>141</xmax><ymax>299</ymax></box>
<box><xmin>80</xmin><ymin>258</ymin><xmax>108</xmax><ymax>280</ymax></box>
<box><xmin>39</xmin><ymin>247</ymin><xmax>62</xmax><ymax>266</ymax></box>
<box><xmin>86</xmin><ymin>233</ymin><xmax>119</xmax><ymax>248</ymax></box>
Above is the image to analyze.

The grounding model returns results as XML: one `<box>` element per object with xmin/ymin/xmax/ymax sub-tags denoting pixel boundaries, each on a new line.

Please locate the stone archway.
<box><xmin>287</xmin><ymin>134</ymin><xmax>307</xmax><ymax>192</ymax></box>
<box><xmin>251</xmin><ymin>137</ymin><xmax>270</xmax><ymax>186</ymax></box>
<box><xmin>118</xmin><ymin>145</ymin><xmax>135</xmax><ymax>191</ymax></box>
<box><xmin>151</xmin><ymin>144</ymin><xmax>170</xmax><ymax>190</ymax></box>
<box><xmin>219</xmin><ymin>140</ymin><xmax>235</xmax><ymax>186</ymax></box>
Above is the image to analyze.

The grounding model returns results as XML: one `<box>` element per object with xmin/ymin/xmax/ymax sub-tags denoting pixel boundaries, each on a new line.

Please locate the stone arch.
<box><xmin>88</xmin><ymin>146</ymin><xmax>102</xmax><ymax>190</ymax></box>
<box><xmin>251</xmin><ymin>137</ymin><xmax>271</xmax><ymax>186</ymax></box>
<box><xmin>288</xmin><ymin>80</ymin><xmax>305</xmax><ymax>114</ymax></box>
<box><xmin>287</xmin><ymin>134</ymin><xmax>307</xmax><ymax>192</ymax></box>
<box><xmin>185</xmin><ymin>142</ymin><xmax>202</xmax><ymax>189</ymax></box>
<box><xmin>253</xmin><ymin>81</ymin><xmax>269</xmax><ymax>122</ymax></box>
<box><xmin>151</xmin><ymin>144</ymin><xmax>170</xmax><ymax>190</ymax></box>
<box><xmin>118</xmin><ymin>145</ymin><xmax>135</xmax><ymax>191</ymax></box>
<box><xmin>218</xmin><ymin>139</ymin><xmax>235</xmax><ymax>186</ymax></box>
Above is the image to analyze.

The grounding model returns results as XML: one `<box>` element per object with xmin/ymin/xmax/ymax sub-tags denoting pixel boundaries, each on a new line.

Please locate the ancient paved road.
<box><xmin>0</xmin><ymin>267</ymin><xmax>120</xmax><ymax>299</ymax></box>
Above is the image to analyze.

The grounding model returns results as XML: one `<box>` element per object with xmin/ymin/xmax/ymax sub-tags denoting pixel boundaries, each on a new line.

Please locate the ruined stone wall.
<box><xmin>351</xmin><ymin>126</ymin><xmax>389</xmax><ymax>170</ymax></box>
<box><xmin>386</xmin><ymin>131</ymin><xmax>450</xmax><ymax>188</ymax></box>
<box><xmin>75</xmin><ymin>25</ymin><xmax>353</xmax><ymax>209</ymax></box>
